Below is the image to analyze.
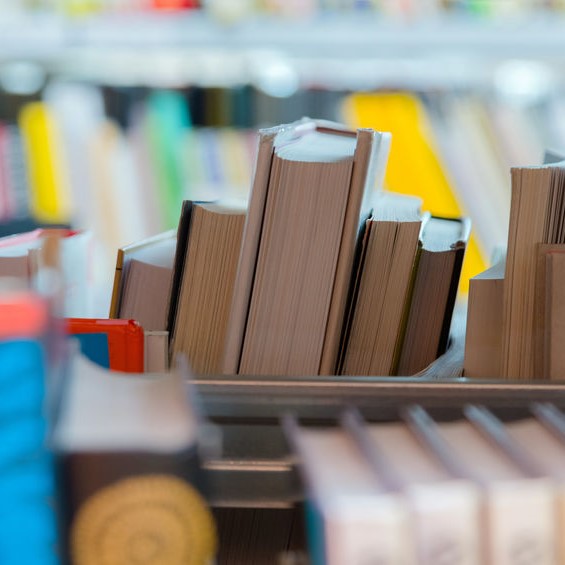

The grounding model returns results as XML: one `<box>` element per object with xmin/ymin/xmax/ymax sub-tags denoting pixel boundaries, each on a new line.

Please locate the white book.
<box><xmin>343</xmin><ymin>410</ymin><xmax>480</xmax><ymax>565</ymax></box>
<box><xmin>406</xmin><ymin>406</ymin><xmax>556</xmax><ymax>565</ymax></box>
<box><xmin>507</xmin><ymin>404</ymin><xmax>565</xmax><ymax>564</ymax></box>
<box><xmin>284</xmin><ymin>417</ymin><xmax>414</xmax><ymax>565</ymax></box>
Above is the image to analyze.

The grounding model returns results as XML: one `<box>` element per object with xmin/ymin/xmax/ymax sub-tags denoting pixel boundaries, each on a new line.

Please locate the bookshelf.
<box><xmin>3</xmin><ymin>12</ymin><xmax>565</xmax><ymax>88</ymax></box>
<box><xmin>4</xmin><ymin>6</ymin><xmax>565</xmax><ymax>564</ymax></box>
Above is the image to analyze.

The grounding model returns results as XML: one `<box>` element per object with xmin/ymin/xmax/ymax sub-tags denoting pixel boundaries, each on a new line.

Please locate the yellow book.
<box><xmin>341</xmin><ymin>92</ymin><xmax>486</xmax><ymax>291</ymax></box>
<box><xmin>19</xmin><ymin>102</ymin><xmax>72</xmax><ymax>224</ymax></box>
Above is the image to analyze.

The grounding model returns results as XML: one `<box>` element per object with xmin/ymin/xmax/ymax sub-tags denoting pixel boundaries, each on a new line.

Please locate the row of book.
<box><xmin>289</xmin><ymin>403</ymin><xmax>565</xmax><ymax>565</ymax></box>
<box><xmin>109</xmin><ymin>119</ymin><xmax>468</xmax><ymax>377</ymax></box>
<box><xmin>3</xmin><ymin>0</ymin><xmax>565</xmax><ymax>18</ymax></box>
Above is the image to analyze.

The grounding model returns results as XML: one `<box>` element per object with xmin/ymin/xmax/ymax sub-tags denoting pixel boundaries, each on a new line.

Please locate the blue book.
<box><xmin>0</xmin><ymin>338</ymin><xmax>59</xmax><ymax>564</ymax></box>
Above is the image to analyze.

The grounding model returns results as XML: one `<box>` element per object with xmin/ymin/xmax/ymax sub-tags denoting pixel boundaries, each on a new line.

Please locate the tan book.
<box><xmin>340</xmin><ymin>193</ymin><xmax>422</xmax><ymax>376</ymax></box>
<box><xmin>225</xmin><ymin>119</ymin><xmax>389</xmax><ymax>377</ymax></box>
<box><xmin>406</xmin><ymin>407</ymin><xmax>555</xmax><ymax>565</ymax></box>
<box><xmin>539</xmin><ymin>247</ymin><xmax>565</xmax><ymax>379</ymax></box>
<box><xmin>284</xmin><ymin>417</ymin><xmax>413</xmax><ymax>565</ymax></box>
<box><xmin>502</xmin><ymin>164</ymin><xmax>565</xmax><ymax>379</ymax></box>
<box><xmin>170</xmin><ymin>200</ymin><xmax>246</xmax><ymax>375</ymax></box>
<box><xmin>222</xmin><ymin>126</ymin><xmax>282</xmax><ymax>376</ymax></box>
<box><xmin>507</xmin><ymin>404</ymin><xmax>565</xmax><ymax>565</ymax></box>
<box><xmin>109</xmin><ymin>229</ymin><xmax>176</xmax><ymax>331</ymax></box>
<box><xmin>464</xmin><ymin>258</ymin><xmax>505</xmax><ymax>379</ymax></box>
<box><xmin>144</xmin><ymin>330</ymin><xmax>169</xmax><ymax>373</ymax></box>
<box><xmin>396</xmin><ymin>216</ymin><xmax>470</xmax><ymax>376</ymax></box>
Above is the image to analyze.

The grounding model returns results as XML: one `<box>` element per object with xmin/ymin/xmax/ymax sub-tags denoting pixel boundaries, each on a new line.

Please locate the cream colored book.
<box><xmin>344</xmin><ymin>410</ymin><xmax>480</xmax><ymax>565</ymax></box>
<box><xmin>506</xmin><ymin>404</ymin><xmax>565</xmax><ymax>565</ymax></box>
<box><xmin>340</xmin><ymin>193</ymin><xmax>422</xmax><ymax>376</ymax></box>
<box><xmin>464</xmin><ymin>258</ymin><xmax>505</xmax><ymax>378</ymax></box>
<box><xmin>406</xmin><ymin>407</ymin><xmax>555</xmax><ymax>565</ymax></box>
<box><xmin>285</xmin><ymin>417</ymin><xmax>414</xmax><ymax>565</ymax></box>
<box><xmin>144</xmin><ymin>330</ymin><xmax>169</xmax><ymax>373</ymax></box>
<box><xmin>170</xmin><ymin>200</ymin><xmax>246</xmax><ymax>375</ymax></box>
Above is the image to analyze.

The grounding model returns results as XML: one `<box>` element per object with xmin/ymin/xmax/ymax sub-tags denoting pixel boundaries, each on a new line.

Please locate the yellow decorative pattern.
<box><xmin>71</xmin><ymin>474</ymin><xmax>217</xmax><ymax>565</ymax></box>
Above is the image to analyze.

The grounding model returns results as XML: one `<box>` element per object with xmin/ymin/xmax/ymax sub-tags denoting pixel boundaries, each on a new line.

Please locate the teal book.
<box><xmin>146</xmin><ymin>91</ymin><xmax>192</xmax><ymax>229</ymax></box>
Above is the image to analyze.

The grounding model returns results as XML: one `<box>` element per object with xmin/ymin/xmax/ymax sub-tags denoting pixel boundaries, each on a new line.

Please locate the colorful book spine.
<box><xmin>0</xmin><ymin>292</ymin><xmax>59</xmax><ymax>565</ymax></box>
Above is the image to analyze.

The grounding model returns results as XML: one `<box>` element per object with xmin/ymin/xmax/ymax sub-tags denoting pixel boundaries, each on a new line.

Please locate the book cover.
<box><xmin>53</xmin><ymin>352</ymin><xmax>217</xmax><ymax>565</ymax></box>
<box><xmin>66</xmin><ymin>318</ymin><xmax>144</xmax><ymax>373</ymax></box>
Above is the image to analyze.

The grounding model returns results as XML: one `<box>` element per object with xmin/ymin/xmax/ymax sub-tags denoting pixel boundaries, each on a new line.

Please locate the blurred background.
<box><xmin>1</xmin><ymin>0</ymin><xmax>564</xmax><ymax>309</ymax></box>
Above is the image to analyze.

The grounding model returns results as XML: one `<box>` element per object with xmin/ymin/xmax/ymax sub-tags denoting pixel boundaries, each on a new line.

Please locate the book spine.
<box><xmin>222</xmin><ymin>129</ymin><xmax>277</xmax><ymax>375</ymax></box>
<box><xmin>407</xmin><ymin>483</ymin><xmax>480</xmax><ymax>565</ymax></box>
<box><xmin>322</xmin><ymin>495</ymin><xmax>414</xmax><ymax>565</ymax></box>
<box><xmin>484</xmin><ymin>480</ymin><xmax>555</xmax><ymax>565</ymax></box>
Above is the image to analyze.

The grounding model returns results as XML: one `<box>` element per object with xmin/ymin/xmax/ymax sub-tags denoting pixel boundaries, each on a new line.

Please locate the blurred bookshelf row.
<box><xmin>2</xmin><ymin>79</ymin><xmax>564</xmax><ymax>307</ymax></box>
<box><xmin>4</xmin><ymin>0</ymin><xmax>565</xmax><ymax>18</ymax></box>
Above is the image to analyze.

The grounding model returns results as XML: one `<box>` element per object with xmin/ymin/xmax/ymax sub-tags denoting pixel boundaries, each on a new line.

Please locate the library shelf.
<box><xmin>196</xmin><ymin>375</ymin><xmax>565</xmax><ymax>508</ymax></box>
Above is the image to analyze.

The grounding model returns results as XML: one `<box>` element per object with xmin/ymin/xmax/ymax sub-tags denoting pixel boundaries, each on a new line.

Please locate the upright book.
<box><xmin>502</xmin><ymin>163</ymin><xmax>565</xmax><ymax>379</ymax></box>
<box><xmin>169</xmin><ymin>199</ymin><xmax>246</xmax><ymax>375</ymax></box>
<box><xmin>396</xmin><ymin>216</ymin><xmax>469</xmax><ymax>376</ymax></box>
<box><xmin>339</xmin><ymin>192</ymin><xmax>422</xmax><ymax>376</ymax></box>
<box><xmin>109</xmin><ymin>229</ymin><xmax>176</xmax><ymax>331</ymax></box>
<box><xmin>223</xmin><ymin>119</ymin><xmax>391</xmax><ymax>376</ymax></box>
<box><xmin>53</xmin><ymin>351</ymin><xmax>217</xmax><ymax>565</ymax></box>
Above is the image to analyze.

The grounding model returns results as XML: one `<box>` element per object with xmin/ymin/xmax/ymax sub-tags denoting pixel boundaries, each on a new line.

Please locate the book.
<box><xmin>144</xmin><ymin>330</ymin><xmax>169</xmax><ymax>373</ymax></box>
<box><xmin>502</xmin><ymin>163</ymin><xmax>565</xmax><ymax>379</ymax></box>
<box><xmin>343</xmin><ymin>409</ymin><xmax>481</xmax><ymax>565</ymax></box>
<box><xmin>170</xmin><ymin>199</ymin><xmax>246</xmax><ymax>375</ymax></box>
<box><xmin>110</xmin><ymin>229</ymin><xmax>177</xmax><ymax>331</ymax></box>
<box><xmin>284</xmin><ymin>416</ymin><xmax>413</xmax><ymax>565</ymax></box>
<box><xmin>464</xmin><ymin>258</ymin><xmax>505</xmax><ymax>378</ymax></box>
<box><xmin>534</xmin><ymin>245</ymin><xmax>565</xmax><ymax>379</ymax></box>
<box><xmin>396</xmin><ymin>216</ymin><xmax>470</xmax><ymax>376</ymax></box>
<box><xmin>0</xmin><ymin>288</ymin><xmax>59</xmax><ymax>564</ymax></box>
<box><xmin>224</xmin><ymin>119</ymin><xmax>391</xmax><ymax>377</ymax></box>
<box><xmin>507</xmin><ymin>404</ymin><xmax>565</xmax><ymax>565</ymax></box>
<box><xmin>53</xmin><ymin>351</ymin><xmax>217</xmax><ymax>565</ymax></box>
<box><xmin>339</xmin><ymin>193</ymin><xmax>422</xmax><ymax>376</ymax></box>
<box><xmin>18</xmin><ymin>102</ymin><xmax>71</xmax><ymax>224</ymax></box>
<box><xmin>405</xmin><ymin>406</ymin><xmax>555</xmax><ymax>565</ymax></box>
<box><xmin>341</xmin><ymin>92</ymin><xmax>486</xmax><ymax>292</ymax></box>
<box><xmin>0</xmin><ymin>228</ymin><xmax>92</xmax><ymax>317</ymax></box>
<box><xmin>67</xmin><ymin>318</ymin><xmax>144</xmax><ymax>373</ymax></box>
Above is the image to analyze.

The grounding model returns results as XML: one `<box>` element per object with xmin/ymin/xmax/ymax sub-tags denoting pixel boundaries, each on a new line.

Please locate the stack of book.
<box><xmin>111</xmin><ymin>118</ymin><xmax>469</xmax><ymax>377</ymax></box>
<box><xmin>287</xmin><ymin>402</ymin><xmax>565</xmax><ymax>565</ymax></box>
<box><xmin>464</xmin><ymin>159</ymin><xmax>565</xmax><ymax>380</ymax></box>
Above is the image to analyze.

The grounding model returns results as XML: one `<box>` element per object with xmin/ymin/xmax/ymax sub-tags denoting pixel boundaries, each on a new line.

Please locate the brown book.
<box><xmin>396</xmin><ymin>216</ymin><xmax>470</xmax><ymax>376</ymax></box>
<box><xmin>340</xmin><ymin>193</ymin><xmax>422</xmax><ymax>376</ymax></box>
<box><xmin>53</xmin><ymin>352</ymin><xmax>217</xmax><ymax>565</ymax></box>
<box><xmin>464</xmin><ymin>258</ymin><xmax>505</xmax><ymax>379</ymax></box>
<box><xmin>111</xmin><ymin>230</ymin><xmax>177</xmax><ymax>331</ymax></box>
<box><xmin>538</xmin><ymin>247</ymin><xmax>565</xmax><ymax>379</ymax></box>
<box><xmin>223</xmin><ymin>119</ymin><xmax>390</xmax><ymax>377</ymax></box>
<box><xmin>170</xmin><ymin>200</ymin><xmax>246</xmax><ymax>375</ymax></box>
<box><xmin>502</xmin><ymin>164</ymin><xmax>565</xmax><ymax>379</ymax></box>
